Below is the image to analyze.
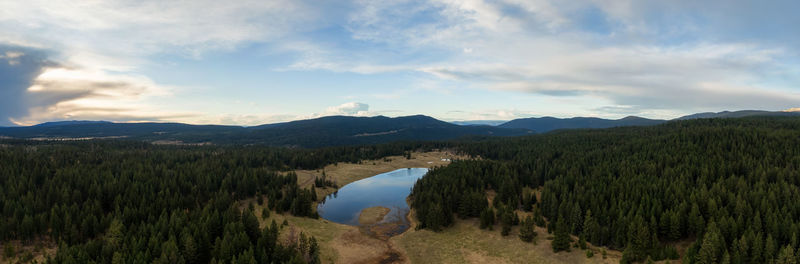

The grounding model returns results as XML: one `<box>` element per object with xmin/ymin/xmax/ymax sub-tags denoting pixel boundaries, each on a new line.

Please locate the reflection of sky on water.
<box><xmin>317</xmin><ymin>168</ymin><xmax>428</xmax><ymax>226</ymax></box>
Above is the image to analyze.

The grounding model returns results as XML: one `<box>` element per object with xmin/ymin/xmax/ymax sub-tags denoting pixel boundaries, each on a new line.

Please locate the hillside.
<box><xmin>676</xmin><ymin>110</ymin><xmax>800</xmax><ymax>120</ymax></box>
<box><xmin>240</xmin><ymin>115</ymin><xmax>530</xmax><ymax>147</ymax></box>
<box><xmin>0</xmin><ymin>121</ymin><xmax>245</xmax><ymax>141</ymax></box>
<box><xmin>411</xmin><ymin>116</ymin><xmax>800</xmax><ymax>263</ymax></box>
<box><xmin>498</xmin><ymin>116</ymin><xmax>665</xmax><ymax>133</ymax></box>
<box><xmin>0</xmin><ymin>115</ymin><xmax>531</xmax><ymax>147</ymax></box>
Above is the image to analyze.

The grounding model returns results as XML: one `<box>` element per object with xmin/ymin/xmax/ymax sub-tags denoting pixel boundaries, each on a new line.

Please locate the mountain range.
<box><xmin>498</xmin><ymin>116</ymin><xmax>666</xmax><ymax>132</ymax></box>
<box><xmin>1</xmin><ymin>110</ymin><xmax>797</xmax><ymax>147</ymax></box>
<box><xmin>496</xmin><ymin>110</ymin><xmax>800</xmax><ymax>132</ymax></box>
<box><xmin>0</xmin><ymin>115</ymin><xmax>529</xmax><ymax>147</ymax></box>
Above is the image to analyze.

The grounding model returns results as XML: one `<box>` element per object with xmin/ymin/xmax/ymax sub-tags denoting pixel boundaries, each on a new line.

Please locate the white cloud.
<box><xmin>8</xmin><ymin>66</ymin><xmax>181</xmax><ymax>126</ymax></box>
<box><xmin>0</xmin><ymin>0</ymin><xmax>322</xmax><ymax>125</ymax></box>
<box><xmin>324</xmin><ymin>102</ymin><xmax>372</xmax><ymax>116</ymax></box>
<box><xmin>187</xmin><ymin>102</ymin><xmax>376</xmax><ymax>126</ymax></box>
<box><xmin>304</xmin><ymin>0</ymin><xmax>800</xmax><ymax>116</ymax></box>
<box><xmin>0</xmin><ymin>0</ymin><xmax>315</xmax><ymax>59</ymax></box>
<box><xmin>0</xmin><ymin>51</ymin><xmax>24</xmax><ymax>65</ymax></box>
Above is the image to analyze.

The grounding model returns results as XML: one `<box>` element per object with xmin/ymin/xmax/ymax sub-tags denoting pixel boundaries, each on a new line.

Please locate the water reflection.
<box><xmin>317</xmin><ymin>168</ymin><xmax>428</xmax><ymax>226</ymax></box>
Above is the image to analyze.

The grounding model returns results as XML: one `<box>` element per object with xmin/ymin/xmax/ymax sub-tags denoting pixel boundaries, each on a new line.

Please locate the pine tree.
<box><xmin>534</xmin><ymin>207</ymin><xmax>546</xmax><ymax>227</ymax></box>
<box><xmin>659</xmin><ymin>212</ymin><xmax>671</xmax><ymax>239</ymax></box>
<box><xmin>752</xmin><ymin>232</ymin><xmax>764</xmax><ymax>263</ymax></box>
<box><xmin>111</xmin><ymin>252</ymin><xmax>125</xmax><ymax>264</ymax></box>
<box><xmin>261</xmin><ymin>208</ymin><xmax>270</xmax><ymax>219</ymax></box>
<box><xmin>669</xmin><ymin>212</ymin><xmax>681</xmax><ymax>240</ymax></box>
<box><xmin>578</xmin><ymin>234</ymin><xmax>587</xmax><ymax>250</ymax></box>
<box><xmin>519</xmin><ymin>216</ymin><xmax>537</xmax><ymax>242</ymax></box>
<box><xmin>308</xmin><ymin>237</ymin><xmax>321</xmax><ymax>264</ymax></box>
<box><xmin>689</xmin><ymin>203</ymin><xmax>705</xmax><ymax>236</ymax></box>
<box><xmin>182</xmin><ymin>233</ymin><xmax>198</xmax><ymax>264</ymax></box>
<box><xmin>625</xmin><ymin>217</ymin><xmax>652</xmax><ymax>262</ymax></box>
<box><xmin>155</xmin><ymin>237</ymin><xmax>186</xmax><ymax>264</ymax></box>
<box><xmin>500</xmin><ymin>208</ymin><xmax>513</xmax><ymax>236</ymax></box>
<box><xmin>697</xmin><ymin>222</ymin><xmax>724</xmax><ymax>264</ymax></box>
<box><xmin>480</xmin><ymin>207</ymin><xmax>495</xmax><ymax>230</ymax></box>
<box><xmin>765</xmin><ymin>234</ymin><xmax>778</xmax><ymax>262</ymax></box>
<box><xmin>243</xmin><ymin>209</ymin><xmax>260</xmax><ymax>242</ymax></box>
<box><xmin>105</xmin><ymin>218</ymin><xmax>124</xmax><ymax>249</ymax></box>
<box><xmin>552</xmin><ymin>217</ymin><xmax>571</xmax><ymax>252</ymax></box>
<box><xmin>775</xmin><ymin>245</ymin><xmax>796</xmax><ymax>264</ymax></box>
<box><xmin>501</xmin><ymin>222</ymin><xmax>511</xmax><ymax>236</ymax></box>
<box><xmin>583</xmin><ymin>210</ymin><xmax>596</xmax><ymax>244</ymax></box>
<box><xmin>3</xmin><ymin>243</ymin><xmax>14</xmax><ymax>260</ymax></box>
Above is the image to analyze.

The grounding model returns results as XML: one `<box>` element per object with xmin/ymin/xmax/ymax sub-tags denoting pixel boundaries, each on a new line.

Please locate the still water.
<box><xmin>317</xmin><ymin>168</ymin><xmax>428</xmax><ymax>226</ymax></box>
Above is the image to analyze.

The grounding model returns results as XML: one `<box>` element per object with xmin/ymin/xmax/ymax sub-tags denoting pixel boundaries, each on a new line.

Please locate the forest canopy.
<box><xmin>3</xmin><ymin>117</ymin><xmax>800</xmax><ymax>263</ymax></box>
<box><xmin>0</xmin><ymin>140</ymin><xmax>439</xmax><ymax>263</ymax></box>
<box><xmin>411</xmin><ymin>117</ymin><xmax>800</xmax><ymax>263</ymax></box>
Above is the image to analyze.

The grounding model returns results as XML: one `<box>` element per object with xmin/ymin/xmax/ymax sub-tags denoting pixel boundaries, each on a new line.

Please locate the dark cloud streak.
<box><xmin>0</xmin><ymin>44</ymin><xmax>56</xmax><ymax>126</ymax></box>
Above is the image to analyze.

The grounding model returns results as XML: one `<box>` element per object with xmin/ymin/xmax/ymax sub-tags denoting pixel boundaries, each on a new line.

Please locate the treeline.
<box><xmin>0</xmin><ymin>139</ymin><xmax>436</xmax><ymax>263</ymax></box>
<box><xmin>411</xmin><ymin>117</ymin><xmax>800</xmax><ymax>263</ymax></box>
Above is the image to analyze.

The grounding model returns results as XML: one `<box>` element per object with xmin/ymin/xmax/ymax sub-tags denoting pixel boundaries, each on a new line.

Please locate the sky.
<box><xmin>0</xmin><ymin>0</ymin><xmax>799</xmax><ymax>126</ymax></box>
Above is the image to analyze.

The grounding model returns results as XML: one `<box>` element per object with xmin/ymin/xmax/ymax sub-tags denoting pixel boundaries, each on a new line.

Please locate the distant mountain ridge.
<box><xmin>498</xmin><ymin>116</ymin><xmax>666</xmax><ymax>133</ymax></box>
<box><xmin>33</xmin><ymin>120</ymin><xmax>113</xmax><ymax>127</ymax></box>
<box><xmin>0</xmin><ymin>115</ymin><xmax>530</xmax><ymax>147</ymax></box>
<box><xmin>237</xmin><ymin>115</ymin><xmax>530</xmax><ymax>147</ymax></box>
<box><xmin>676</xmin><ymin>110</ymin><xmax>800</xmax><ymax>120</ymax></box>
<box><xmin>2</xmin><ymin>110</ymin><xmax>798</xmax><ymax>146</ymax></box>
<box><xmin>497</xmin><ymin>110</ymin><xmax>800</xmax><ymax>133</ymax></box>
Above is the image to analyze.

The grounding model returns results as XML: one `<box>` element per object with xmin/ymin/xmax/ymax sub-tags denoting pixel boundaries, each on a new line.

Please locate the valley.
<box><xmin>3</xmin><ymin>2</ymin><xmax>798</xmax><ymax>263</ymax></box>
<box><xmin>245</xmin><ymin>151</ymin><xmax>624</xmax><ymax>264</ymax></box>
<box><xmin>3</xmin><ymin>116</ymin><xmax>800</xmax><ymax>264</ymax></box>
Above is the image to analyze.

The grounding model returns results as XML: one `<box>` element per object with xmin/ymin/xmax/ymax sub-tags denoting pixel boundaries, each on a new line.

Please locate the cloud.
<box><xmin>294</xmin><ymin>0</ymin><xmax>800</xmax><ymax>116</ymax></box>
<box><xmin>2</xmin><ymin>0</ymin><xmax>799</xmax><ymax>124</ymax></box>
<box><xmin>0</xmin><ymin>45</ymin><xmax>53</xmax><ymax>126</ymax></box>
<box><xmin>190</xmin><ymin>102</ymin><xmax>377</xmax><ymax>126</ymax></box>
<box><xmin>444</xmin><ymin>109</ymin><xmax>537</xmax><ymax>121</ymax></box>
<box><xmin>0</xmin><ymin>0</ymin><xmax>317</xmax><ymax>125</ymax></box>
<box><xmin>0</xmin><ymin>0</ymin><xmax>326</xmax><ymax>125</ymax></box>
<box><xmin>325</xmin><ymin>102</ymin><xmax>371</xmax><ymax>116</ymax></box>
<box><xmin>0</xmin><ymin>0</ymin><xmax>317</xmax><ymax>61</ymax></box>
<box><xmin>0</xmin><ymin>44</ymin><xmax>185</xmax><ymax>126</ymax></box>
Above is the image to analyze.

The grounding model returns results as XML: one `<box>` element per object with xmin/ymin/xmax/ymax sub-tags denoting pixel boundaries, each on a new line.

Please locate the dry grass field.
<box><xmin>293</xmin><ymin>151</ymin><xmax>463</xmax><ymax>198</ymax></box>
<box><xmin>393</xmin><ymin>210</ymin><xmax>623</xmax><ymax>264</ymax></box>
<box><xmin>0</xmin><ymin>239</ymin><xmax>57</xmax><ymax>264</ymax></box>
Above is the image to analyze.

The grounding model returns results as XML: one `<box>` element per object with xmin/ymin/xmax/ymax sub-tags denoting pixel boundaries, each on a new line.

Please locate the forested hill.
<box><xmin>497</xmin><ymin>116</ymin><xmax>666</xmax><ymax>132</ymax></box>
<box><xmin>496</xmin><ymin>110</ymin><xmax>800</xmax><ymax>133</ymax></box>
<box><xmin>240</xmin><ymin>115</ymin><xmax>529</xmax><ymax>147</ymax></box>
<box><xmin>0</xmin><ymin>115</ymin><xmax>530</xmax><ymax>147</ymax></box>
<box><xmin>0</xmin><ymin>140</ymin><xmax>443</xmax><ymax>263</ymax></box>
<box><xmin>411</xmin><ymin>117</ymin><xmax>800</xmax><ymax>263</ymax></box>
<box><xmin>676</xmin><ymin>110</ymin><xmax>800</xmax><ymax>120</ymax></box>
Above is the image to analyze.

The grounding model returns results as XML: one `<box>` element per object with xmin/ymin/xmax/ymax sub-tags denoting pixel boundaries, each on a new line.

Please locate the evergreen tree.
<box><xmin>775</xmin><ymin>245</ymin><xmax>796</xmax><ymax>264</ymax></box>
<box><xmin>479</xmin><ymin>207</ymin><xmax>495</xmax><ymax>230</ymax></box>
<box><xmin>105</xmin><ymin>218</ymin><xmax>124</xmax><ymax>250</ymax></box>
<box><xmin>262</xmin><ymin>208</ymin><xmax>270</xmax><ymax>219</ymax></box>
<box><xmin>181</xmin><ymin>233</ymin><xmax>198</xmax><ymax>264</ymax></box>
<box><xmin>582</xmin><ymin>210</ymin><xmax>596</xmax><ymax>244</ymax></box>
<box><xmin>519</xmin><ymin>216</ymin><xmax>537</xmax><ymax>243</ymax></box>
<box><xmin>552</xmin><ymin>217</ymin><xmax>571</xmax><ymax>252</ymax></box>
<box><xmin>697</xmin><ymin>222</ymin><xmax>725</xmax><ymax>264</ymax></box>
<box><xmin>243</xmin><ymin>209</ymin><xmax>260</xmax><ymax>242</ymax></box>
<box><xmin>669</xmin><ymin>212</ymin><xmax>682</xmax><ymax>241</ymax></box>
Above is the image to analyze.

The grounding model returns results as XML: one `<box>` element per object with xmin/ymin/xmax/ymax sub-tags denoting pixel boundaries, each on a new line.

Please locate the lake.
<box><xmin>317</xmin><ymin>168</ymin><xmax>428</xmax><ymax>229</ymax></box>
